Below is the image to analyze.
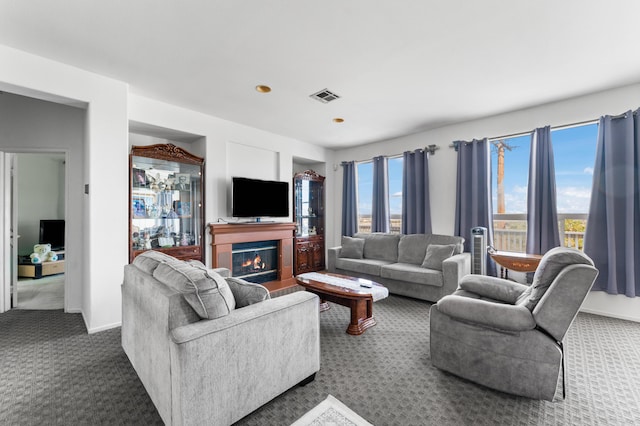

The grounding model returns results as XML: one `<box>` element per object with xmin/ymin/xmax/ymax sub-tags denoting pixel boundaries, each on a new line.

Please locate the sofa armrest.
<box><xmin>168</xmin><ymin>291</ymin><xmax>320</xmax><ymax>425</ymax></box>
<box><xmin>327</xmin><ymin>246</ymin><xmax>342</xmax><ymax>272</ymax></box>
<box><xmin>458</xmin><ymin>274</ymin><xmax>528</xmax><ymax>303</ymax></box>
<box><xmin>441</xmin><ymin>252</ymin><xmax>471</xmax><ymax>298</ymax></box>
<box><xmin>436</xmin><ymin>294</ymin><xmax>536</xmax><ymax>331</ymax></box>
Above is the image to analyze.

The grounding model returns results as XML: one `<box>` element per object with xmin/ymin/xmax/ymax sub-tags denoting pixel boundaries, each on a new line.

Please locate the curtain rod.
<box><xmin>449</xmin><ymin>117</ymin><xmax>603</xmax><ymax>149</ymax></box>
<box><xmin>340</xmin><ymin>145</ymin><xmax>440</xmax><ymax>165</ymax></box>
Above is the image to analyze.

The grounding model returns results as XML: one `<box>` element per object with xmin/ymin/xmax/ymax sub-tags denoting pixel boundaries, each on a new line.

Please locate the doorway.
<box><xmin>8</xmin><ymin>152</ymin><xmax>66</xmax><ymax>310</ymax></box>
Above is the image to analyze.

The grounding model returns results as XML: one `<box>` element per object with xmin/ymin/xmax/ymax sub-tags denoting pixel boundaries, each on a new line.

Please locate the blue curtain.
<box><xmin>454</xmin><ymin>138</ymin><xmax>496</xmax><ymax>275</ymax></box>
<box><xmin>341</xmin><ymin>161</ymin><xmax>358</xmax><ymax>236</ymax></box>
<box><xmin>526</xmin><ymin>126</ymin><xmax>561</xmax><ymax>254</ymax></box>
<box><xmin>402</xmin><ymin>149</ymin><xmax>432</xmax><ymax>234</ymax></box>
<box><xmin>584</xmin><ymin>110</ymin><xmax>640</xmax><ymax>297</ymax></box>
<box><xmin>371</xmin><ymin>156</ymin><xmax>390</xmax><ymax>232</ymax></box>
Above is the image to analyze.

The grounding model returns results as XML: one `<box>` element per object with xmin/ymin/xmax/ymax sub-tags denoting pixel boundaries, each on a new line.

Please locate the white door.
<box><xmin>0</xmin><ymin>153</ymin><xmax>11</xmax><ymax>311</ymax></box>
<box><xmin>10</xmin><ymin>154</ymin><xmax>18</xmax><ymax>308</ymax></box>
<box><xmin>0</xmin><ymin>152</ymin><xmax>19</xmax><ymax>312</ymax></box>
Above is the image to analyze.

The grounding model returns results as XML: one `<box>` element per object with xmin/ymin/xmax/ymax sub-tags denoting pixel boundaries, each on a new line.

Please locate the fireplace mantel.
<box><xmin>209</xmin><ymin>222</ymin><xmax>297</xmax><ymax>293</ymax></box>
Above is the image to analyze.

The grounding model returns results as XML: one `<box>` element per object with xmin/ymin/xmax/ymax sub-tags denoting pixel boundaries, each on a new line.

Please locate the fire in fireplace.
<box><xmin>231</xmin><ymin>240</ymin><xmax>278</xmax><ymax>284</ymax></box>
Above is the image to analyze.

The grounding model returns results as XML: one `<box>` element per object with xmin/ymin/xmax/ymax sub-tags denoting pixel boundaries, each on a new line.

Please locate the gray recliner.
<box><xmin>430</xmin><ymin>247</ymin><xmax>599</xmax><ymax>401</ymax></box>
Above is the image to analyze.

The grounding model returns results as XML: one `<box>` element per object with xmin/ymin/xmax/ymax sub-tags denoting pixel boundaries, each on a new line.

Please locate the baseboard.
<box><xmin>87</xmin><ymin>320</ymin><xmax>121</xmax><ymax>334</ymax></box>
<box><xmin>74</xmin><ymin>308</ymin><xmax>121</xmax><ymax>334</ymax></box>
<box><xmin>580</xmin><ymin>307</ymin><xmax>640</xmax><ymax>323</ymax></box>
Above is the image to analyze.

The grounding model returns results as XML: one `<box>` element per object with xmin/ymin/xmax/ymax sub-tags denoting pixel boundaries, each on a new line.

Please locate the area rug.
<box><xmin>290</xmin><ymin>394</ymin><xmax>373</xmax><ymax>426</ymax></box>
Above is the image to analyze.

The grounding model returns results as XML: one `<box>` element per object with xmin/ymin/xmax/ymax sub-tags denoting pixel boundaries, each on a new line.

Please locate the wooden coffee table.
<box><xmin>295</xmin><ymin>272</ymin><xmax>388</xmax><ymax>335</ymax></box>
<box><xmin>489</xmin><ymin>250</ymin><xmax>543</xmax><ymax>280</ymax></box>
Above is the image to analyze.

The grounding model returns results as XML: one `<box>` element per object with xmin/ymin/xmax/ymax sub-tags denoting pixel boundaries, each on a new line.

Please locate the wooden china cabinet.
<box><xmin>293</xmin><ymin>170</ymin><xmax>325</xmax><ymax>274</ymax></box>
<box><xmin>129</xmin><ymin>143</ymin><xmax>204</xmax><ymax>262</ymax></box>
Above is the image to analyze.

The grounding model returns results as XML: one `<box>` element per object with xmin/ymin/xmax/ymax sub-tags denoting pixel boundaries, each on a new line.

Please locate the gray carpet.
<box><xmin>1</xmin><ymin>295</ymin><xmax>639</xmax><ymax>425</ymax></box>
<box><xmin>16</xmin><ymin>275</ymin><xmax>64</xmax><ymax>310</ymax></box>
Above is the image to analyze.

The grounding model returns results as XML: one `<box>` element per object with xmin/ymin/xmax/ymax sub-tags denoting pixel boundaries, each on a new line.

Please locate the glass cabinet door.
<box><xmin>293</xmin><ymin>169</ymin><xmax>325</xmax><ymax>275</ymax></box>
<box><xmin>129</xmin><ymin>144</ymin><xmax>204</xmax><ymax>262</ymax></box>
<box><xmin>295</xmin><ymin>176</ymin><xmax>324</xmax><ymax>237</ymax></box>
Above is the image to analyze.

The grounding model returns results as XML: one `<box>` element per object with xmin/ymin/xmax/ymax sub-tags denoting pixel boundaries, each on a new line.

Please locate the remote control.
<box><xmin>360</xmin><ymin>282</ymin><xmax>373</xmax><ymax>288</ymax></box>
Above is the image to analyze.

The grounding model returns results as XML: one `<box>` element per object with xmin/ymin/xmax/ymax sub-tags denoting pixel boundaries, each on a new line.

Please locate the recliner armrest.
<box><xmin>436</xmin><ymin>294</ymin><xmax>536</xmax><ymax>332</ymax></box>
<box><xmin>458</xmin><ymin>274</ymin><xmax>529</xmax><ymax>303</ymax></box>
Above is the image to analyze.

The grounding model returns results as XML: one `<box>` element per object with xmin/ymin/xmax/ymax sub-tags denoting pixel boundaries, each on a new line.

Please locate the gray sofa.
<box><xmin>122</xmin><ymin>251</ymin><xmax>320</xmax><ymax>426</ymax></box>
<box><xmin>327</xmin><ymin>232</ymin><xmax>470</xmax><ymax>302</ymax></box>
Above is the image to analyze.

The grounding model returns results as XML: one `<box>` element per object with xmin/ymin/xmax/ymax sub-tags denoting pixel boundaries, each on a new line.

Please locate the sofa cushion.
<box><xmin>185</xmin><ymin>260</ymin><xmax>237</xmax><ymax>311</ymax></box>
<box><xmin>421</xmin><ymin>244</ymin><xmax>456</xmax><ymax>271</ymax></box>
<box><xmin>397</xmin><ymin>234</ymin><xmax>466</xmax><ymax>265</ymax></box>
<box><xmin>133</xmin><ymin>250</ymin><xmax>182</xmax><ymax>275</ymax></box>
<box><xmin>355</xmin><ymin>232</ymin><xmax>400</xmax><ymax>262</ymax></box>
<box><xmin>398</xmin><ymin>234</ymin><xmax>429</xmax><ymax>265</ymax></box>
<box><xmin>516</xmin><ymin>247</ymin><xmax>594</xmax><ymax>311</ymax></box>
<box><xmin>335</xmin><ymin>258</ymin><xmax>393</xmax><ymax>276</ymax></box>
<box><xmin>429</xmin><ymin>234</ymin><xmax>465</xmax><ymax>255</ymax></box>
<box><xmin>340</xmin><ymin>236</ymin><xmax>365</xmax><ymax>259</ymax></box>
<box><xmin>153</xmin><ymin>261</ymin><xmax>235</xmax><ymax>319</ymax></box>
<box><xmin>380</xmin><ymin>263</ymin><xmax>444</xmax><ymax>287</ymax></box>
<box><xmin>226</xmin><ymin>277</ymin><xmax>271</xmax><ymax>308</ymax></box>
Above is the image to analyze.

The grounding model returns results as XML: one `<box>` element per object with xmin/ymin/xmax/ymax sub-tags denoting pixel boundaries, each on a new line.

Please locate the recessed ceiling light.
<box><xmin>255</xmin><ymin>85</ymin><xmax>271</xmax><ymax>93</ymax></box>
<box><xmin>333</xmin><ymin>118</ymin><xmax>344</xmax><ymax>123</ymax></box>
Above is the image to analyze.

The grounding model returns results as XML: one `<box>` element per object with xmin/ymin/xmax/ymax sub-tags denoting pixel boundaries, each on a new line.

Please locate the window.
<box><xmin>551</xmin><ymin>123</ymin><xmax>598</xmax><ymax>250</ymax></box>
<box><xmin>355</xmin><ymin>156</ymin><xmax>404</xmax><ymax>233</ymax></box>
<box><xmin>490</xmin><ymin>123</ymin><xmax>597</xmax><ymax>252</ymax></box>
<box><xmin>491</xmin><ymin>134</ymin><xmax>531</xmax><ymax>251</ymax></box>
<box><xmin>388</xmin><ymin>156</ymin><xmax>403</xmax><ymax>233</ymax></box>
<box><xmin>356</xmin><ymin>161</ymin><xmax>373</xmax><ymax>233</ymax></box>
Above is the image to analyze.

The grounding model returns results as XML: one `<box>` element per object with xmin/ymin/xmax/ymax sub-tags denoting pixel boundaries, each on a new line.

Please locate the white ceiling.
<box><xmin>2</xmin><ymin>1</ymin><xmax>640</xmax><ymax>149</ymax></box>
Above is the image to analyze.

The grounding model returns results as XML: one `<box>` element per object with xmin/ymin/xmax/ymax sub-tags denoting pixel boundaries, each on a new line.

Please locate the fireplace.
<box><xmin>232</xmin><ymin>241</ymin><xmax>278</xmax><ymax>284</ymax></box>
<box><xmin>209</xmin><ymin>222</ymin><xmax>297</xmax><ymax>293</ymax></box>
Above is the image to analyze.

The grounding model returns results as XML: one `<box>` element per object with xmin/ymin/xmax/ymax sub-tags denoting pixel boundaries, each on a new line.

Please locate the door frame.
<box><xmin>0</xmin><ymin>152</ymin><xmax>10</xmax><ymax>312</ymax></box>
<box><xmin>0</xmin><ymin>150</ymin><xmax>68</xmax><ymax>312</ymax></box>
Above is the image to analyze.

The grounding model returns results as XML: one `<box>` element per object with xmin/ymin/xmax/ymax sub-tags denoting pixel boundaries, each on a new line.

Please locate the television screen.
<box><xmin>232</xmin><ymin>177</ymin><xmax>289</xmax><ymax>218</ymax></box>
<box><xmin>39</xmin><ymin>219</ymin><xmax>65</xmax><ymax>251</ymax></box>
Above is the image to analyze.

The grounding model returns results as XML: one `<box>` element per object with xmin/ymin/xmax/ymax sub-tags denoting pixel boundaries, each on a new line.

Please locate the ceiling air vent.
<box><xmin>309</xmin><ymin>88</ymin><xmax>341</xmax><ymax>104</ymax></box>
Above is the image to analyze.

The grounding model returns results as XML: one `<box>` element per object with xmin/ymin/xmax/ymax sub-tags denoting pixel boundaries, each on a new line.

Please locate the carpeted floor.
<box><xmin>1</xmin><ymin>295</ymin><xmax>639</xmax><ymax>425</ymax></box>
<box><xmin>16</xmin><ymin>275</ymin><xmax>64</xmax><ymax>310</ymax></box>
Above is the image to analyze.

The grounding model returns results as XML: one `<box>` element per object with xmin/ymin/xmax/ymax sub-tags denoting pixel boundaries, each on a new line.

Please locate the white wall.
<box><xmin>0</xmin><ymin>44</ymin><xmax>129</xmax><ymax>332</ymax></box>
<box><xmin>16</xmin><ymin>153</ymin><xmax>65</xmax><ymax>255</ymax></box>
<box><xmin>227</xmin><ymin>142</ymin><xmax>279</xmax><ymax>182</ymax></box>
<box><xmin>332</xmin><ymin>83</ymin><xmax>640</xmax><ymax>322</ymax></box>
<box><xmin>128</xmin><ymin>133</ymin><xmax>203</xmax><ymax>156</ymax></box>
<box><xmin>0</xmin><ymin>93</ymin><xmax>83</xmax><ymax>311</ymax></box>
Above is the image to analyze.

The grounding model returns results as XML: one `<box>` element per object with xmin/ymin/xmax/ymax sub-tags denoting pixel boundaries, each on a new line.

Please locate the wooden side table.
<box><xmin>489</xmin><ymin>250</ymin><xmax>543</xmax><ymax>280</ymax></box>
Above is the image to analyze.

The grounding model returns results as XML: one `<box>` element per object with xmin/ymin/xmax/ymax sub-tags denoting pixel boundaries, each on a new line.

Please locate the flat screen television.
<box><xmin>232</xmin><ymin>177</ymin><xmax>289</xmax><ymax>218</ymax></box>
<box><xmin>39</xmin><ymin>219</ymin><xmax>65</xmax><ymax>251</ymax></box>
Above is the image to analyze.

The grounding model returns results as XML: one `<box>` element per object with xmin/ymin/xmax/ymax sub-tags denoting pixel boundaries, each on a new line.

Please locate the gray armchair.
<box><xmin>430</xmin><ymin>247</ymin><xmax>598</xmax><ymax>401</ymax></box>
